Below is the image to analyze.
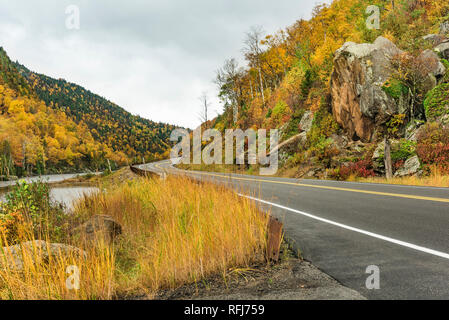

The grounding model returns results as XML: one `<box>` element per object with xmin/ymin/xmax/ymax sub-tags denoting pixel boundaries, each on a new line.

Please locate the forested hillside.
<box><xmin>209</xmin><ymin>0</ymin><xmax>449</xmax><ymax>180</ymax></box>
<box><xmin>15</xmin><ymin>63</ymin><xmax>177</xmax><ymax>162</ymax></box>
<box><xmin>0</xmin><ymin>48</ymin><xmax>177</xmax><ymax>177</ymax></box>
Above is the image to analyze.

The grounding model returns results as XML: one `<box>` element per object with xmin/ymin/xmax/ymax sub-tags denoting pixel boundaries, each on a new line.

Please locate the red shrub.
<box><xmin>416</xmin><ymin>123</ymin><xmax>449</xmax><ymax>174</ymax></box>
<box><xmin>393</xmin><ymin>160</ymin><xmax>405</xmax><ymax>171</ymax></box>
<box><xmin>351</xmin><ymin>160</ymin><xmax>376</xmax><ymax>178</ymax></box>
<box><xmin>331</xmin><ymin>160</ymin><xmax>375</xmax><ymax>180</ymax></box>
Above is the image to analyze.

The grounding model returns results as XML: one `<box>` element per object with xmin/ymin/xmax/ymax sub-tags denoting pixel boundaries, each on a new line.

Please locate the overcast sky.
<box><xmin>0</xmin><ymin>0</ymin><xmax>329</xmax><ymax>129</ymax></box>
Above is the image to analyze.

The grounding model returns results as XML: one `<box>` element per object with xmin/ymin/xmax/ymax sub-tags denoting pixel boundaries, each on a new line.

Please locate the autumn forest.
<box><xmin>0</xmin><ymin>47</ymin><xmax>177</xmax><ymax>177</ymax></box>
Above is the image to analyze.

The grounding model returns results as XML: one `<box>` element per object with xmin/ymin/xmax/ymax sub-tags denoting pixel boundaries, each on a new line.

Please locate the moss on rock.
<box><xmin>424</xmin><ymin>83</ymin><xmax>449</xmax><ymax>121</ymax></box>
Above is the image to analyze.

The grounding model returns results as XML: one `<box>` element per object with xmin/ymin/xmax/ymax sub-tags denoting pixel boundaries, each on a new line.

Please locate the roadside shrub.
<box><xmin>286</xmin><ymin>152</ymin><xmax>306</xmax><ymax>168</ymax></box>
<box><xmin>282</xmin><ymin>109</ymin><xmax>306</xmax><ymax>140</ymax></box>
<box><xmin>416</xmin><ymin>122</ymin><xmax>449</xmax><ymax>174</ymax></box>
<box><xmin>393</xmin><ymin>159</ymin><xmax>405</xmax><ymax>172</ymax></box>
<box><xmin>306</xmin><ymin>104</ymin><xmax>340</xmax><ymax>166</ymax></box>
<box><xmin>308</xmin><ymin>135</ymin><xmax>340</xmax><ymax>168</ymax></box>
<box><xmin>269</xmin><ymin>100</ymin><xmax>290</xmax><ymax>128</ymax></box>
<box><xmin>331</xmin><ymin>160</ymin><xmax>375</xmax><ymax>181</ymax></box>
<box><xmin>391</xmin><ymin>139</ymin><xmax>416</xmax><ymax>163</ymax></box>
<box><xmin>0</xmin><ymin>181</ymin><xmax>66</xmax><ymax>244</ymax></box>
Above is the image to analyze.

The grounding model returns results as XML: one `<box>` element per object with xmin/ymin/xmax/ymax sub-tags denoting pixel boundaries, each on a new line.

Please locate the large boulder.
<box><xmin>417</xmin><ymin>50</ymin><xmax>447</xmax><ymax>92</ymax></box>
<box><xmin>417</xmin><ymin>50</ymin><xmax>446</xmax><ymax>77</ymax></box>
<box><xmin>394</xmin><ymin>156</ymin><xmax>421</xmax><ymax>177</ymax></box>
<box><xmin>435</xmin><ymin>42</ymin><xmax>449</xmax><ymax>60</ymax></box>
<box><xmin>71</xmin><ymin>215</ymin><xmax>122</xmax><ymax>246</ymax></box>
<box><xmin>0</xmin><ymin>240</ymin><xmax>86</xmax><ymax>271</ymax></box>
<box><xmin>331</xmin><ymin>37</ymin><xmax>404</xmax><ymax>142</ymax></box>
<box><xmin>422</xmin><ymin>34</ymin><xmax>447</xmax><ymax>47</ymax></box>
<box><xmin>330</xmin><ymin>134</ymin><xmax>349</xmax><ymax>150</ymax></box>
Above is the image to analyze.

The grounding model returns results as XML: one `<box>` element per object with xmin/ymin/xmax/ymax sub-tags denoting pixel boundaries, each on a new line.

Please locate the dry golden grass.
<box><xmin>0</xmin><ymin>176</ymin><xmax>271</xmax><ymax>299</ymax></box>
<box><xmin>0</xmin><ymin>229</ymin><xmax>115</xmax><ymax>300</ymax></box>
<box><xmin>181</xmin><ymin>163</ymin><xmax>449</xmax><ymax>188</ymax></box>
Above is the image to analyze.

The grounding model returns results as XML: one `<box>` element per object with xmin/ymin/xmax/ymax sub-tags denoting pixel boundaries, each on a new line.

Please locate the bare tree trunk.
<box><xmin>233</xmin><ymin>103</ymin><xmax>238</xmax><ymax>124</ymax></box>
<box><xmin>384</xmin><ymin>137</ymin><xmax>393</xmax><ymax>179</ymax></box>
<box><xmin>43</xmin><ymin>150</ymin><xmax>46</xmax><ymax>175</ymax></box>
<box><xmin>249</xmin><ymin>79</ymin><xmax>254</xmax><ymax>99</ymax></box>
<box><xmin>258</xmin><ymin>67</ymin><xmax>265</xmax><ymax>105</ymax></box>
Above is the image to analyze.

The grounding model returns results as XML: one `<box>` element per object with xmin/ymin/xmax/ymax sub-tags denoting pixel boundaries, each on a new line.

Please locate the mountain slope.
<box><xmin>14</xmin><ymin>62</ymin><xmax>177</xmax><ymax>161</ymax></box>
<box><xmin>0</xmin><ymin>47</ymin><xmax>179</xmax><ymax>176</ymax></box>
<box><xmin>0</xmin><ymin>47</ymin><xmax>126</xmax><ymax>176</ymax></box>
<box><xmin>208</xmin><ymin>0</ymin><xmax>449</xmax><ymax>180</ymax></box>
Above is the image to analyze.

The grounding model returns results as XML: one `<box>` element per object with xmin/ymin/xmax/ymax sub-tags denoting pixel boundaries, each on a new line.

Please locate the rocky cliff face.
<box><xmin>330</xmin><ymin>37</ymin><xmax>403</xmax><ymax>142</ymax></box>
<box><xmin>331</xmin><ymin>36</ymin><xmax>446</xmax><ymax>143</ymax></box>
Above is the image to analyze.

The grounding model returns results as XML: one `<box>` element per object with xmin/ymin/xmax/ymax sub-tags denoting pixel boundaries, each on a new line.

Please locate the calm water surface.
<box><xmin>0</xmin><ymin>185</ymin><xmax>99</xmax><ymax>210</ymax></box>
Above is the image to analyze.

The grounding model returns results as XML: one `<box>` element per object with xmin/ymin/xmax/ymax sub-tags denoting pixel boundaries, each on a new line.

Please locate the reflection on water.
<box><xmin>0</xmin><ymin>186</ymin><xmax>99</xmax><ymax>210</ymax></box>
<box><xmin>0</xmin><ymin>173</ymin><xmax>100</xmax><ymax>189</ymax></box>
<box><xmin>48</xmin><ymin>186</ymin><xmax>99</xmax><ymax>209</ymax></box>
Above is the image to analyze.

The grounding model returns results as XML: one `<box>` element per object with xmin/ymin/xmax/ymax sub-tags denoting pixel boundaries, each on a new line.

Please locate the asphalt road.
<box><xmin>137</xmin><ymin>161</ymin><xmax>449</xmax><ymax>300</ymax></box>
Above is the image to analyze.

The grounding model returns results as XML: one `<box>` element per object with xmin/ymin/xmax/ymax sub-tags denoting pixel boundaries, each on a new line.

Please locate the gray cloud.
<box><xmin>0</xmin><ymin>0</ymin><xmax>328</xmax><ymax>128</ymax></box>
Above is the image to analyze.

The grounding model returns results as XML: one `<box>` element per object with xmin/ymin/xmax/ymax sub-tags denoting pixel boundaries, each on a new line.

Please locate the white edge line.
<box><xmin>238</xmin><ymin>193</ymin><xmax>449</xmax><ymax>261</ymax></box>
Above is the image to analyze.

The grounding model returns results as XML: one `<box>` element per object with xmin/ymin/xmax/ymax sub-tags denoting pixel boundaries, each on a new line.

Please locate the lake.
<box><xmin>0</xmin><ymin>173</ymin><xmax>97</xmax><ymax>189</ymax></box>
<box><xmin>0</xmin><ymin>185</ymin><xmax>100</xmax><ymax>210</ymax></box>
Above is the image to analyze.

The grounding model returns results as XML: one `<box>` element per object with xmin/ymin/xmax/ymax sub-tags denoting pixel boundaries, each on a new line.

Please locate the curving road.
<box><xmin>137</xmin><ymin>160</ymin><xmax>449</xmax><ymax>300</ymax></box>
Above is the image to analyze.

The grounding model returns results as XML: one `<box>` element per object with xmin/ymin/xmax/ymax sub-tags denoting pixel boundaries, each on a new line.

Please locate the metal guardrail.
<box><xmin>129</xmin><ymin>165</ymin><xmax>161</xmax><ymax>179</ymax></box>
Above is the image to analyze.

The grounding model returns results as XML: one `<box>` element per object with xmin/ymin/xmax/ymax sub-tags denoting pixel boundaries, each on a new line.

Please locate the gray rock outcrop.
<box><xmin>394</xmin><ymin>156</ymin><xmax>421</xmax><ymax>177</ymax></box>
<box><xmin>71</xmin><ymin>215</ymin><xmax>122</xmax><ymax>246</ymax></box>
<box><xmin>299</xmin><ymin>111</ymin><xmax>314</xmax><ymax>133</ymax></box>
<box><xmin>0</xmin><ymin>240</ymin><xmax>86</xmax><ymax>271</ymax></box>
<box><xmin>435</xmin><ymin>42</ymin><xmax>449</xmax><ymax>60</ymax></box>
<box><xmin>422</xmin><ymin>34</ymin><xmax>447</xmax><ymax>47</ymax></box>
<box><xmin>331</xmin><ymin>37</ymin><xmax>404</xmax><ymax>142</ymax></box>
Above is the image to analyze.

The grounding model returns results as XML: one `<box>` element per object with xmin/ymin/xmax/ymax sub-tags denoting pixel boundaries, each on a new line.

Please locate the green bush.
<box><xmin>283</xmin><ymin>109</ymin><xmax>306</xmax><ymax>140</ymax></box>
<box><xmin>382</xmin><ymin>78</ymin><xmax>408</xmax><ymax>100</ymax></box>
<box><xmin>0</xmin><ymin>181</ymin><xmax>66</xmax><ymax>244</ymax></box>
<box><xmin>391</xmin><ymin>140</ymin><xmax>416</xmax><ymax>163</ymax></box>
<box><xmin>424</xmin><ymin>83</ymin><xmax>449</xmax><ymax>121</ymax></box>
<box><xmin>286</xmin><ymin>152</ymin><xmax>305</xmax><ymax>168</ymax></box>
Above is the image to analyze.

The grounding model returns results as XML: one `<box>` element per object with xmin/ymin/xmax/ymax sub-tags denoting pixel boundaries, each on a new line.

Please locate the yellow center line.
<box><xmin>154</xmin><ymin>163</ymin><xmax>449</xmax><ymax>204</ymax></box>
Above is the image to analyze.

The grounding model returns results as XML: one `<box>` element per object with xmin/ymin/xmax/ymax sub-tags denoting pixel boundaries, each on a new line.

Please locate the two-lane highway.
<box><xmin>138</xmin><ymin>161</ymin><xmax>449</xmax><ymax>300</ymax></box>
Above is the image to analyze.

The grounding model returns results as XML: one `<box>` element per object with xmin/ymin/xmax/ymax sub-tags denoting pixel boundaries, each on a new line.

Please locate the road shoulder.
<box><xmin>155</xmin><ymin>246</ymin><xmax>366</xmax><ymax>301</ymax></box>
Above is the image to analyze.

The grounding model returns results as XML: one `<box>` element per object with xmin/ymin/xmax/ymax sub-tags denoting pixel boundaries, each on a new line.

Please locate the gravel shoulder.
<box><xmin>155</xmin><ymin>245</ymin><xmax>365</xmax><ymax>300</ymax></box>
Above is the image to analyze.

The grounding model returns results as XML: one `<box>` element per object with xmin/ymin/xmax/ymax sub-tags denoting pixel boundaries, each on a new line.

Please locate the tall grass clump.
<box><xmin>0</xmin><ymin>180</ymin><xmax>115</xmax><ymax>300</ymax></box>
<box><xmin>358</xmin><ymin>165</ymin><xmax>449</xmax><ymax>187</ymax></box>
<box><xmin>74</xmin><ymin>176</ymin><xmax>270</xmax><ymax>298</ymax></box>
<box><xmin>0</xmin><ymin>175</ymin><xmax>271</xmax><ymax>299</ymax></box>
